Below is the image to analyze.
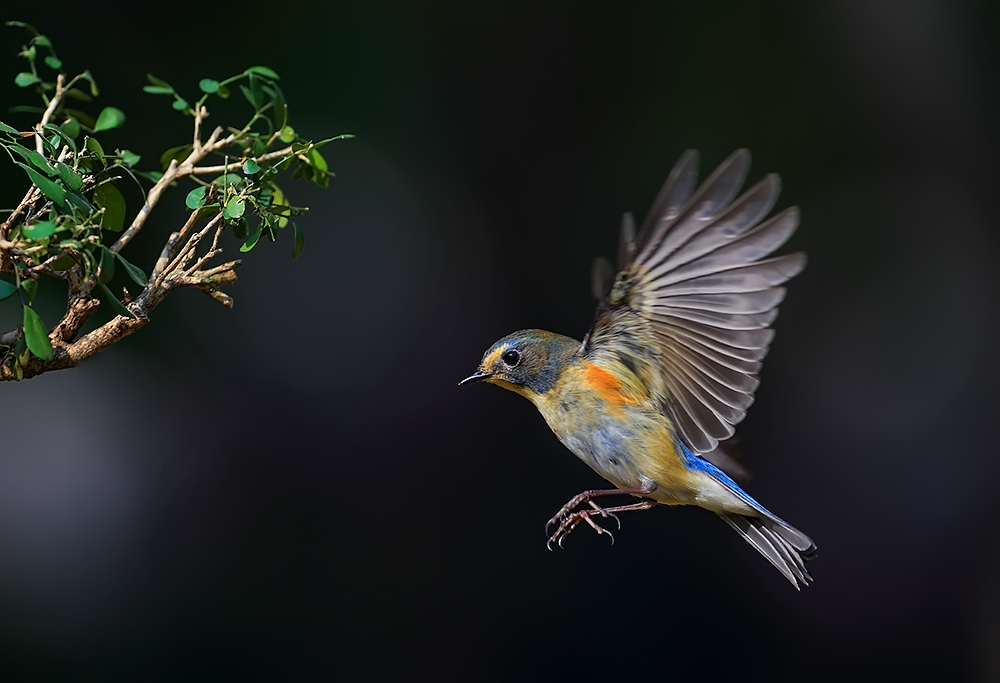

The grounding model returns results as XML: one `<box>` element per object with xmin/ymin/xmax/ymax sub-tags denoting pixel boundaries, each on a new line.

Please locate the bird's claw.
<box><xmin>545</xmin><ymin>505</ymin><xmax>617</xmax><ymax>550</ymax></box>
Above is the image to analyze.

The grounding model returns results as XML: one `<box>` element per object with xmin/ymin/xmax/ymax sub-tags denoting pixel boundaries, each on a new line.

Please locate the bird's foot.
<box><xmin>544</xmin><ymin>485</ymin><xmax>658</xmax><ymax>550</ymax></box>
<box><xmin>546</xmin><ymin>505</ymin><xmax>618</xmax><ymax>550</ymax></box>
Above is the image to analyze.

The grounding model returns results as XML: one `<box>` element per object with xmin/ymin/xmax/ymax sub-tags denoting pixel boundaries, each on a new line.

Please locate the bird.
<box><xmin>460</xmin><ymin>149</ymin><xmax>816</xmax><ymax>589</ymax></box>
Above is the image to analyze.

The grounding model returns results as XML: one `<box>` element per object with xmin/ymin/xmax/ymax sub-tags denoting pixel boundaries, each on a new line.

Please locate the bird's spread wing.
<box><xmin>583</xmin><ymin>150</ymin><xmax>805</xmax><ymax>453</ymax></box>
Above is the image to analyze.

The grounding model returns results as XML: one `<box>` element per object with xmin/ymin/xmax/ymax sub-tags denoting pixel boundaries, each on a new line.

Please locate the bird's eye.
<box><xmin>501</xmin><ymin>349</ymin><xmax>521</xmax><ymax>367</ymax></box>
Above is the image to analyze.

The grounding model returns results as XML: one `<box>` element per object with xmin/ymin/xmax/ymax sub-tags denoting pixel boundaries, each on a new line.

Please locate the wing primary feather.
<box><xmin>643</xmin><ymin>174</ymin><xmax>782</xmax><ymax>277</ymax></box>
<box><xmin>650</xmin><ymin>314</ymin><xmax>775</xmax><ymax>351</ymax></box>
<box><xmin>635</xmin><ymin>149</ymin><xmax>751</xmax><ymax>270</ymax></box>
<box><xmin>653</xmin><ymin>328</ymin><xmax>763</xmax><ymax>374</ymax></box>
<box><xmin>651</xmin><ymin>288</ymin><xmax>787</xmax><ymax>315</ymax></box>
<box><xmin>645</xmin><ymin>206</ymin><xmax>800</xmax><ymax>286</ymax></box>
<box><xmin>654</xmin><ymin>325</ymin><xmax>771</xmax><ymax>364</ymax></box>
<box><xmin>647</xmin><ymin>252</ymin><xmax>806</xmax><ymax>296</ymax></box>
<box><xmin>649</xmin><ymin>304</ymin><xmax>779</xmax><ymax>331</ymax></box>
<box><xmin>634</xmin><ymin>150</ymin><xmax>701</xmax><ymax>253</ymax></box>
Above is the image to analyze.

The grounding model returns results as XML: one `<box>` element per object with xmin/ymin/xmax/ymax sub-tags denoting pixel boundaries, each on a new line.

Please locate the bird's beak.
<box><xmin>459</xmin><ymin>371</ymin><xmax>492</xmax><ymax>386</ymax></box>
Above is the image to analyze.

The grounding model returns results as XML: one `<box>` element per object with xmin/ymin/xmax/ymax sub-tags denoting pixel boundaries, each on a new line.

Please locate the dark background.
<box><xmin>1</xmin><ymin>0</ymin><xmax>999</xmax><ymax>680</ymax></box>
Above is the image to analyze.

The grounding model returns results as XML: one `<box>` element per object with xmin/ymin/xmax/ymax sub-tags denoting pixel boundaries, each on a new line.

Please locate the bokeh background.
<box><xmin>1</xmin><ymin>0</ymin><xmax>998</xmax><ymax>680</ymax></box>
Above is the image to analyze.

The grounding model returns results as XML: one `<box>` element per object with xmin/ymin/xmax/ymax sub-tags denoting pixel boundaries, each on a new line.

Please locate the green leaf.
<box><xmin>160</xmin><ymin>143</ymin><xmax>192</xmax><ymax>170</ymax></box>
<box><xmin>56</xmin><ymin>163</ymin><xmax>83</xmax><ymax>192</ymax></box>
<box><xmin>0</xmin><ymin>121</ymin><xmax>19</xmax><ymax>135</ymax></box>
<box><xmin>242</xmin><ymin>158</ymin><xmax>260</xmax><ymax>175</ymax></box>
<box><xmin>245</xmin><ymin>65</ymin><xmax>280</xmax><ymax>80</ymax></box>
<box><xmin>65</xmin><ymin>108</ymin><xmax>95</xmax><ymax>128</ymax></box>
<box><xmin>240</xmin><ymin>225</ymin><xmax>262</xmax><ymax>252</ymax></box>
<box><xmin>292</xmin><ymin>222</ymin><xmax>304</xmax><ymax>259</ymax></box>
<box><xmin>239</xmin><ymin>84</ymin><xmax>259</xmax><ymax>109</ymax></box>
<box><xmin>93</xmin><ymin>106</ymin><xmax>125</xmax><ymax>132</ymax></box>
<box><xmin>97</xmin><ymin>245</ymin><xmax>115</xmax><ymax>283</ymax></box>
<box><xmin>48</xmin><ymin>252</ymin><xmax>76</xmax><ymax>270</ymax></box>
<box><xmin>119</xmin><ymin>149</ymin><xmax>140</xmax><ymax>167</ymax></box>
<box><xmin>198</xmin><ymin>78</ymin><xmax>220</xmax><ymax>94</ymax></box>
<box><xmin>65</xmin><ymin>192</ymin><xmax>93</xmax><ymax>214</ymax></box>
<box><xmin>60</xmin><ymin>116</ymin><xmax>80</xmax><ymax>139</ymax></box>
<box><xmin>273</xmin><ymin>86</ymin><xmax>288</xmax><ymax>127</ymax></box>
<box><xmin>21</xmin><ymin>278</ymin><xmax>37</xmax><ymax>301</ymax></box>
<box><xmin>232</xmin><ymin>218</ymin><xmax>248</xmax><ymax>240</ymax></box>
<box><xmin>15</xmin><ymin>162</ymin><xmax>66</xmax><ymax>206</ymax></box>
<box><xmin>22</xmin><ymin>306</ymin><xmax>53</xmax><ymax>361</ymax></box>
<box><xmin>216</xmin><ymin>85</ymin><xmax>230</xmax><ymax>99</ymax></box>
<box><xmin>224</xmin><ymin>196</ymin><xmax>246</xmax><ymax>220</ymax></box>
<box><xmin>33</xmin><ymin>35</ymin><xmax>51</xmax><ymax>48</ymax></box>
<box><xmin>83</xmin><ymin>69</ymin><xmax>99</xmax><ymax>97</ymax></box>
<box><xmin>98</xmin><ymin>282</ymin><xmax>134</xmax><ymax>319</ymax></box>
<box><xmin>212</xmin><ymin>173</ymin><xmax>242</xmax><ymax>188</ymax></box>
<box><xmin>9</xmin><ymin>143</ymin><xmax>39</xmax><ymax>163</ymax></box>
<box><xmin>306</xmin><ymin>148</ymin><xmax>329</xmax><ymax>188</ymax></box>
<box><xmin>44</xmin><ymin>55</ymin><xmax>61</xmax><ymax>70</ymax></box>
<box><xmin>313</xmin><ymin>134</ymin><xmax>356</xmax><ymax>148</ymax></box>
<box><xmin>0</xmin><ymin>279</ymin><xmax>17</xmax><ymax>301</ymax></box>
<box><xmin>27</xmin><ymin>148</ymin><xmax>56</xmax><ymax>176</ymax></box>
<box><xmin>268</xmin><ymin>184</ymin><xmax>290</xmax><ymax>227</ymax></box>
<box><xmin>44</xmin><ymin>123</ymin><xmax>77</xmax><ymax>152</ymax></box>
<box><xmin>185</xmin><ymin>185</ymin><xmax>207</xmax><ymax>209</ymax></box>
<box><xmin>22</xmin><ymin>220</ymin><xmax>57</xmax><ymax>239</ymax></box>
<box><xmin>146</xmin><ymin>73</ymin><xmax>172</xmax><ymax>89</ymax></box>
<box><xmin>279</xmin><ymin>125</ymin><xmax>296</xmax><ymax>143</ymax></box>
<box><xmin>85</xmin><ymin>136</ymin><xmax>105</xmax><ymax>157</ymax></box>
<box><xmin>115</xmin><ymin>253</ymin><xmax>147</xmax><ymax>286</ymax></box>
<box><xmin>15</xmin><ymin>72</ymin><xmax>39</xmax><ymax>87</ymax></box>
<box><xmin>171</xmin><ymin>99</ymin><xmax>188</xmax><ymax>111</ymax></box>
<box><xmin>44</xmin><ymin>132</ymin><xmax>60</xmax><ymax>154</ymax></box>
<box><xmin>94</xmin><ymin>183</ymin><xmax>126</xmax><ymax>231</ymax></box>
<box><xmin>66</xmin><ymin>88</ymin><xmax>92</xmax><ymax>102</ymax></box>
<box><xmin>142</xmin><ymin>85</ymin><xmax>173</xmax><ymax>95</ymax></box>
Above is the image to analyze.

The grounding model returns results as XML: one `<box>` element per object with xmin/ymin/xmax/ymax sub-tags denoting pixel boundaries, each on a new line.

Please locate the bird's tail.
<box><xmin>717</xmin><ymin>511</ymin><xmax>817</xmax><ymax>589</ymax></box>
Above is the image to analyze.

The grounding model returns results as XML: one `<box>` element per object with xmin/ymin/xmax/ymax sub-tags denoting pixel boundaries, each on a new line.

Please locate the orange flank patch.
<box><xmin>579</xmin><ymin>361</ymin><xmax>642</xmax><ymax>406</ymax></box>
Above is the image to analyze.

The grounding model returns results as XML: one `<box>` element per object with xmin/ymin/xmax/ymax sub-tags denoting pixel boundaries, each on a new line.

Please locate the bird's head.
<box><xmin>460</xmin><ymin>329</ymin><xmax>580</xmax><ymax>399</ymax></box>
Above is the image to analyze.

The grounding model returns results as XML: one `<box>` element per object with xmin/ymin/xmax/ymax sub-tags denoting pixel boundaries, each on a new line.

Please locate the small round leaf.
<box><xmin>93</xmin><ymin>106</ymin><xmax>126</xmax><ymax>132</ymax></box>
<box><xmin>245</xmin><ymin>66</ymin><xmax>280</xmax><ymax>80</ymax></box>
<box><xmin>224</xmin><ymin>196</ymin><xmax>246</xmax><ymax>220</ymax></box>
<box><xmin>185</xmin><ymin>185</ymin><xmax>208</xmax><ymax>210</ymax></box>
<box><xmin>22</xmin><ymin>220</ymin><xmax>57</xmax><ymax>239</ymax></box>
<box><xmin>15</xmin><ymin>72</ymin><xmax>40</xmax><ymax>87</ymax></box>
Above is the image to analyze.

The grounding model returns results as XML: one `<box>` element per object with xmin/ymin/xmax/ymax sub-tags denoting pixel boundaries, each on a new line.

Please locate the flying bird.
<box><xmin>461</xmin><ymin>150</ymin><xmax>816</xmax><ymax>588</ymax></box>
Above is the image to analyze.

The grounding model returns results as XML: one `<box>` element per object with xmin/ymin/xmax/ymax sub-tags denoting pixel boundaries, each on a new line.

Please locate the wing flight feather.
<box><xmin>584</xmin><ymin>150</ymin><xmax>804</xmax><ymax>453</ymax></box>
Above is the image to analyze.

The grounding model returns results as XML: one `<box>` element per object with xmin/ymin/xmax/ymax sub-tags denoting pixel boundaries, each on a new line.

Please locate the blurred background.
<box><xmin>1</xmin><ymin>0</ymin><xmax>998</xmax><ymax>680</ymax></box>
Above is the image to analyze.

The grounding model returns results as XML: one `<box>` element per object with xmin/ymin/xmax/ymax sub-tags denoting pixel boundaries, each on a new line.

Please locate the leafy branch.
<box><xmin>0</xmin><ymin>22</ymin><xmax>351</xmax><ymax>381</ymax></box>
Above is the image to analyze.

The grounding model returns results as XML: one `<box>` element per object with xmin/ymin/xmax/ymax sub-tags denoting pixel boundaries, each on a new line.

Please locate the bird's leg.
<box><xmin>545</xmin><ymin>485</ymin><xmax>657</xmax><ymax>550</ymax></box>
